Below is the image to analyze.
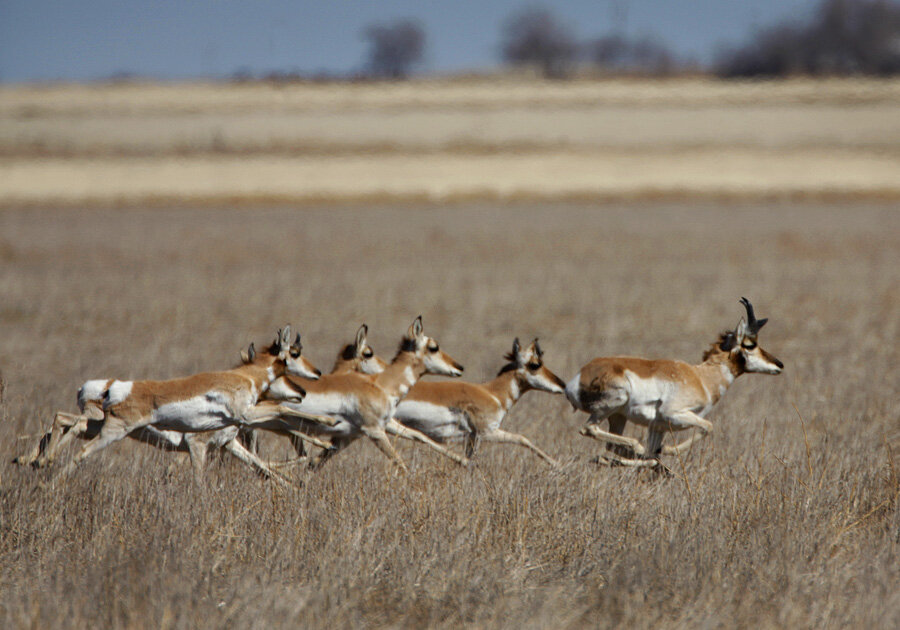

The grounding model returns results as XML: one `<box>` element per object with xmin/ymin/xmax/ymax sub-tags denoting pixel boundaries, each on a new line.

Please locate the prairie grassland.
<box><xmin>0</xmin><ymin>202</ymin><xmax>897</xmax><ymax>628</ymax></box>
<box><xmin>3</xmin><ymin>78</ymin><xmax>900</xmax><ymax>204</ymax></box>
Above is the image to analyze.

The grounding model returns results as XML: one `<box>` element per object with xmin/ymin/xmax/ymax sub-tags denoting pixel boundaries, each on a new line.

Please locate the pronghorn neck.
<box><xmin>485</xmin><ymin>370</ymin><xmax>523</xmax><ymax>411</ymax></box>
<box><xmin>236</xmin><ymin>356</ymin><xmax>282</xmax><ymax>394</ymax></box>
<box><xmin>375</xmin><ymin>352</ymin><xmax>425</xmax><ymax>400</ymax></box>
<box><xmin>696</xmin><ymin>352</ymin><xmax>740</xmax><ymax>404</ymax></box>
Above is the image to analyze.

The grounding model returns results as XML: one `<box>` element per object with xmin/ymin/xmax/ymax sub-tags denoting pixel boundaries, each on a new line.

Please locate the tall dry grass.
<box><xmin>0</xmin><ymin>202</ymin><xmax>897</xmax><ymax>628</ymax></box>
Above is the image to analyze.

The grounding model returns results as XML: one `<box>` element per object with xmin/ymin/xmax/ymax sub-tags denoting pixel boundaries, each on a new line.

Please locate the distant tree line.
<box><xmin>227</xmin><ymin>0</ymin><xmax>900</xmax><ymax>82</ymax></box>
<box><xmin>500</xmin><ymin>7</ymin><xmax>678</xmax><ymax>79</ymax></box>
<box><xmin>716</xmin><ymin>0</ymin><xmax>900</xmax><ymax>77</ymax></box>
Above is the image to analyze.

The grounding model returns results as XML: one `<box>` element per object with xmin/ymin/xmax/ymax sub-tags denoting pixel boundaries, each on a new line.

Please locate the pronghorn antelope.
<box><xmin>58</xmin><ymin>326</ymin><xmax>327</xmax><ymax>483</ymax></box>
<box><xmin>267</xmin><ymin>324</ymin><xmax>470</xmax><ymax>466</ymax></box>
<box><xmin>16</xmin><ymin>334</ymin><xmax>315</xmax><ymax>473</ymax></box>
<box><xmin>391</xmin><ymin>338</ymin><xmax>566</xmax><ymax>467</ymax></box>
<box><xmin>251</xmin><ymin>323</ymin><xmax>390</xmax><ymax>458</ymax></box>
<box><xmin>568</xmin><ymin>298</ymin><xmax>783</xmax><ymax>467</ymax></box>
<box><xmin>266</xmin><ymin>316</ymin><xmax>465</xmax><ymax>471</ymax></box>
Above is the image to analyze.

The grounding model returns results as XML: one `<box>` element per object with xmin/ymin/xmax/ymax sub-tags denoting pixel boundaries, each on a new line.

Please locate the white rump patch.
<box><xmin>564</xmin><ymin>373</ymin><xmax>582</xmax><ymax>409</ymax></box>
<box><xmin>104</xmin><ymin>380</ymin><xmax>133</xmax><ymax>408</ymax></box>
<box><xmin>78</xmin><ymin>379</ymin><xmax>111</xmax><ymax>411</ymax></box>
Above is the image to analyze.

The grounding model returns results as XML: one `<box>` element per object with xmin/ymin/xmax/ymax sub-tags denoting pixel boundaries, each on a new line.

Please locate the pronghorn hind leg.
<box><xmin>17</xmin><ymin>412</ymin><xmax>90</xmax><ymax>467</ymax></box>
<box><xmin>385</xmin><ymin>419</ymin><xmax>468</xmax><ymax>466</ymax></box>
<box><xmin>480</xmin><ymin>428</ymin><xmax>560</xmax><ymax>468</ymax></box>
<box><xmin>61</xmin><ymin>415</ymin><xmax>134</xmax><ymax>476</ymax></box>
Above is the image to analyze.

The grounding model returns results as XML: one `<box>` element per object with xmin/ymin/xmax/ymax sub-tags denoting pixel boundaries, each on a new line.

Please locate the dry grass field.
<box><xmin>0</xmin><ymin>201</ymin><xmax>897</xmax><ymax>628</ymax></box>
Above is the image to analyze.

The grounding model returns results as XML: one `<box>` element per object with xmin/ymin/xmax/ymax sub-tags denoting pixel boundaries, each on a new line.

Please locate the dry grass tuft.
<box><xmin>0</xmin><ymin>202</ymin><xmax>897</xmax><ymax>628</ymax></box>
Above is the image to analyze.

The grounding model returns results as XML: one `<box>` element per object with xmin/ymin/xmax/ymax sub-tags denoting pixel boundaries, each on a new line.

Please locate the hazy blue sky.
<box><xmin>1</xmin><ymin>0</ymin><xmax>819</xmax><ymax>82</ymax></box>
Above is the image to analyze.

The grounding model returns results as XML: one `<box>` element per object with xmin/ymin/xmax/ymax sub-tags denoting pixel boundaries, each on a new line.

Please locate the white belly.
<box><xmin>150</xmin><ymin>392</ymin><xmax>236</xmax><ymax>432</ymax></box>
<box><xmin>394</xmin><ymin>400</ymin><xmax>469</xmax><ymax>441</ymax></box>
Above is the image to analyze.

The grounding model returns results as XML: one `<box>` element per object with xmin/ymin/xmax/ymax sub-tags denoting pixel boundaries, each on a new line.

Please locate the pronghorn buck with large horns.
<box><xmin>266</xmin><ymin>316</ymin><xmax>465</xmax><ymax>471</ymax></box>
<box><xmin>59</xmin><ymin>326</ymin><xmax>326</xmax><ymax>482</ymax></box>
<box><xmin>391</xmin><ymin>338</ymin><xmax>566</xmax><ymax>467</ymax></box>
<box><xmin>568</xmin><ymin>298</ymin><xmax>783</xmax><ymax>467</ymax></box>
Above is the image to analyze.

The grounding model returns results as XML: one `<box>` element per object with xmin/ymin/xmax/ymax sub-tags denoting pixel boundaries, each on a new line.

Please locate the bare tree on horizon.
<box><xmin>362</xmin><ymin>19</ymin><xmax>426</xmax><ymax>79</ymax></box>
<box><xmin>501</xmin><ymin>7</ymin><xmax>577</xmax><ymax>79</ymax></box>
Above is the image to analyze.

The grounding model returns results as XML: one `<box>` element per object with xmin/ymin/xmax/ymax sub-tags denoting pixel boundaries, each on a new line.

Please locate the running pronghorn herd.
<box><xmin>12</xmin><ymin>299</ymin><xmax>783</xmax><ymax>482</ymax></box>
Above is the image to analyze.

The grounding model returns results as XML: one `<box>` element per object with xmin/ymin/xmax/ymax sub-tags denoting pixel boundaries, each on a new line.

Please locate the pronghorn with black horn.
<box><xmin>390</xmin><ymin>338</ymin><xmax>566</xmax><ymax>467</ymax></box>
<box><xmin>58</xmin><ymin>326</ymin><xmax>328</xmax><ymax>483</ymax></box>
<box><xmin>568</xmin><ymin>298</ymin><xmax>783</xmax><ymax>467</ymax></box>
<box><xmin>266</xmin><ymin>316</ymin><xmax>465</xmax><ymax>471</ymax></box>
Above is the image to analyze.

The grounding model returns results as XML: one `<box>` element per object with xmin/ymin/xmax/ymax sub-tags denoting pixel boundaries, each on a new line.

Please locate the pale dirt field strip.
<box><xmin>3</xmin><ymin>149</ymin><xmax>900</xmax><ymax>205</ymax></box>
<box><xmin>3</xmin><ymin>78</ymin><xmax>900</xmax><ymax>204</ymax></box>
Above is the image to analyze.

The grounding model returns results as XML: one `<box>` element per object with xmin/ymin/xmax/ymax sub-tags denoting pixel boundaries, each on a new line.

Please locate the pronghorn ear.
<box><xmin>356</xmin><ymin>324</ymin><xmax>368</xmax><ymax>349</ymax></box>
<box><xmin>281</xmin><ymin>325</ymin><xmax>292</xmax><ymax>348</ymax></box>
<box><xmin>248</xmin><ymin>342</ymin><xmax>256</xmax><ymax>361</ymax></box>
<box><xmin>409</xmin><ymin>315</ymin><xmax>423</xmax><ymax>339</ymax></box>
<box><xmin>294</xmin><ymin>332</ymin><xmax>302</xmax><ymax>351</ymax></box>
<box><xmin>735</xmin><ymin>318</ymin><xmax>748</xmax><ymax>340</ymax></box>
<box><xmin>240</xmin><ymin>349</ymin><xmax>249</xmax><ymax>363</ymax></box>
<box><xmin>533</xmin><ymin>338</ymin><xmax>543</xmax><ymax>358</ymax></box>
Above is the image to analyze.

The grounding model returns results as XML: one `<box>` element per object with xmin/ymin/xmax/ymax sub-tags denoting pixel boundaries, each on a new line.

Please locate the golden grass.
<box><xmin>0</xmin><ymin>202</ymin><xmax>897</xmax><ymax>628</ymax></box>
<box><xmin>2</xmin><ymin>78</ymin><xmax>900</xmax><ymax>205</ymax></box>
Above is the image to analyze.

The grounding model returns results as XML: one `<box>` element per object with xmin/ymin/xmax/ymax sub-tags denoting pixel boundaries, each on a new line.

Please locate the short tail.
<box><xmin>564</xmin><ymin>373</ymin><xmax>581</xmax><ymax>411</ymax></box>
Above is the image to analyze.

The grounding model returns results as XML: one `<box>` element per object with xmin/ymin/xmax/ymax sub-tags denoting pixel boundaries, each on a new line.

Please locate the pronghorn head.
<box><xmin>266</xmin><ymin>326</ymin><xmax>322</xmax><ymax>380</ymax></box>
<box><xmin>333</xmin><ymin>324</ymin><xmax>388</xmax><ymax>375</ymax></box>
<box><xmin>499</xmin><ymin>338</ymin><xmax>566</xmax><ymax>394</ymax></box>
<box><xmin>399</xmin><ymin>316</ymin><xmax>464</xmax><ymax>377</ymax></box>
<box><xmin>709</xmin><ymin>299</ymin><xmax>783</xmax><ymax>375</ymax></box>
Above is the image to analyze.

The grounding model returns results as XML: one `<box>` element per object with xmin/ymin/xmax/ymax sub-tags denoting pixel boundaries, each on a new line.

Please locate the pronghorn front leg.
<box><xmin>183</xmin><ymin>433</ymin><xmax>210</xmax><ymax>485</ymax></box>
<box><xmin>222</xmin><ymin>439</ymin><xmax>294</xmax><ymax>487</ymax></box>
<box><xmin>385</xmin><ymin>418</ymin><xmax>468</xmax><ymax>466</ymax></box>
<box><xmin>657</xmin><ymin>411</ymin><xmax>713</xmax><ymax>456</ymax></box>
<box><xmin>359</xmin><ymin>425</ymin><xmax>408</xmax><ymax>473</ymax></box>
<box><xmin>579</xmin><ymin>412</ymin><xmax>646</xmax><ymax>457</ymax></box>
<box><xmin>245</xmin><ymin>401</ymin><xmax>338</xmax><ymax>427</ymax></box>
<box><xmin>480</xmin><ymin>428</ymin><xmax>560</xmax><ymax>468</ymax></box>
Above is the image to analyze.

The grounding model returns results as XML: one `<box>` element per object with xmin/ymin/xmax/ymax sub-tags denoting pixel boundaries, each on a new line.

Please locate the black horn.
<box><xmin>740</xmin><ymin>297</ymin><xmax>768</xmax><ymax>334</ymax></box>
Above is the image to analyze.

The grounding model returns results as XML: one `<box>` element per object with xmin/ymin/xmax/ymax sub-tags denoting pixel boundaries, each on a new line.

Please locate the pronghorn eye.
<box><xmin>362</xmin><ymin>349</ymin><xmax>374</xmax><ymax>358</ymax></box>
<box><xmin>290</xmin><ymin>349</ymin><xmax>301</xmax><ymax>358</ymax></box>
<box><xmin>427</xmin><ymin>343</ymin><xmax>439</xmax><ymax>353</ymax></box>
<box><xmin>742</xmin><ymin>341</ymin><xmax>757</xmax><ymax>350</ymax></box>
<box><xmin>527</xmin><ymin>362</ymin><xmax>541</xmax><ymax>371</ymax></box>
